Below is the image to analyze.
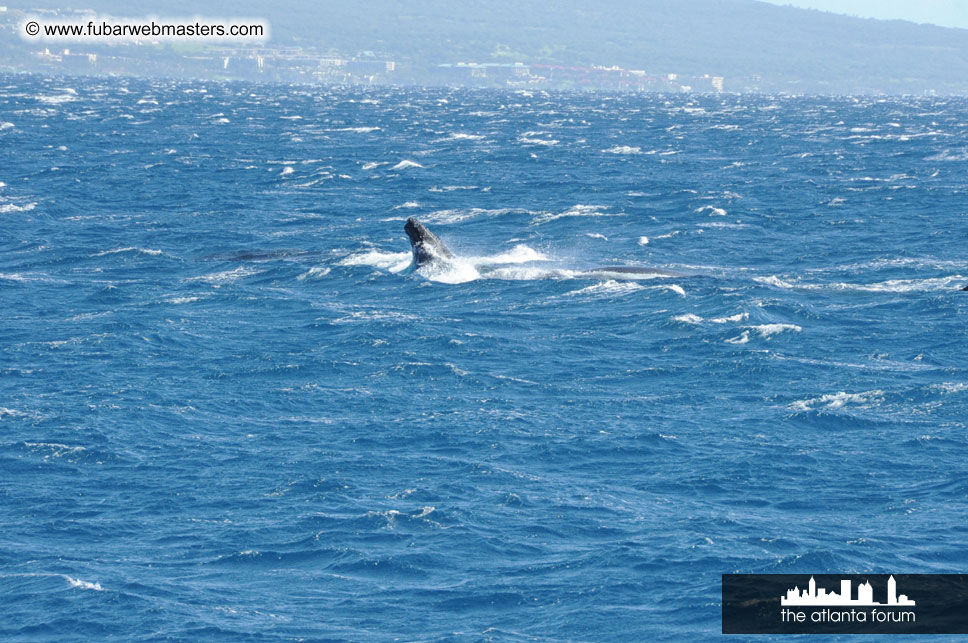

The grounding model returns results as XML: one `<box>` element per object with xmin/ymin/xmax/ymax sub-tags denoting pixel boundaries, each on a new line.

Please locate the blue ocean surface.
<box><xmin>1</xmin><ymin>73</ymin><xmax>967</xmax><ymax>641</ymax></box>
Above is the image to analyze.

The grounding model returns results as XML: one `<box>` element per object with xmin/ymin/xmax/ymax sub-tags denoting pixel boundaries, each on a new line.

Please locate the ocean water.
<box><xmin>2</xmin><ymin>73</ymin><xmax>967</xmax><ymax>641</ymax></box>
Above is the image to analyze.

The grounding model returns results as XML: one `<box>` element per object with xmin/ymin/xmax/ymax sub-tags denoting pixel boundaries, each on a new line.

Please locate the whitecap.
<box><xmin>710</xmin><ymin>312</ymin><xmax>748</xmax><ymax>323</ymax></box>
<box><xmin>185</xmin><ymin>266</ymin><xmax>259</xmax><ymax>283</ymax></box>
<box><xmin>933</xmin><ymin>382</ymin><xmax>968</xmax><ymax>394</ymax></box>
<box><xmin>677</xmin><ymin>312</ymin><xmax>747</xmax><ymax>324</ymax></box>
<box><xmin>94</xmin><ymin>247</ymin><xmax>163</xmax><ymax>257</ymax></box>
<box><xmin>518</xmin><ymin>135</ymin><xmax>558</xmax><ymax>146</ymax></box>
<box><xmin>660</xmin><ymin>284</ymin><xmax>686</xmax><ymax>296</ymax></box>
<box><xmin>471</xmin><ymin>245</ymin><xmax>547</xmax><ymax>265</ymax></box>
<box><xmin>414</xmin><ymin>260</ymin><xmax>480</xmax><ymax>284</ymax></box>
<box><xmin>333</xmin><ymin>310</ymin><xmax>419</xmax><ymax>324</ymax></box>
<box><xmin>603</xmin><ymin>145</ymin><xmax>642</xmax><ymax>154</ymax></box>
<box><xmin>422</xmin><ymin>207</ymin><xmax>523</xmax><ymax>224</ymax></box>
<box><xmin>827</xmin><ymin>276</ymin><xmax>965</xmax><ymax>293</ymax></box>
<box><xmin>338</xmin><ymin>250</ymin><xmax>411</xmax><ymax>272</ymax></box>
<box><xmin>485</xmin><ymin>267</ymin><xmax>580</xmax><ymax>280</ymax></box>
<box><xmin>754</xmin><ymin>275</ymin><xmax>798</xmax><ymax>289</ymax></box>
<box><xmin>695</xmin><ymin>205</ymin><xmax>727</xmax><ymax>216</ymax></box>
<box><xmin>533</xmin><ymin>204</ymin><xmax>611</xmax><ymax>224</ymax></box>
<box><xmin>433</xmin><ymin>132</ymin><xmax>485</xmax><ymax>142</ymax></box>
<box><xmin>66</xmin><ymin>576</ymin><xmax>104</xmax><ymax>591</ymax></box>
<box><xmin>297</xmin><ymin>266</ymin><xmax>331</xmax><ymax>281</ymax></box>
<box><xmin>391</xmin><ymin>160</ymin><xmax>423</xmax><ymax>170</ymax></box>
<box><xmin>564</xmin><ymin>280</ymin><xmax>645</xmax><ymax>297</ymax></box>
<box><xmin>750</xmin><ymin>323</ymin><xmax>801</xmax><ymax>338</ymax></box>
<box><xmin>331</xmin><ymin>126</ymin><xmax>380</xmax><ymax>133</ymax></box>
<box><xmin>790</xmin><ymin>390</ymin><xmax>883</xmax><ymax>412</ymax></box>
<box><xmin>0</xmin><ymin>203</ymin><xmax>37</xmax><ymax>213</ymax></box>
<box><xmin>428</xmin><ymin>185</ymin><xmax>478</xmax><ymax>192</ymax></box>
<box><xmin>674</xmin><ymin>313</ymin><xmax>703</xmax><ymax>324</ymax></box>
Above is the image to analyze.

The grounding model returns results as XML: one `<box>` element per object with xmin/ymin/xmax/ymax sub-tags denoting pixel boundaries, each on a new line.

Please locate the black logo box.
<box><xmin>723</xmin><ymin>574</ymin><xmax>968</xmax><ymax>634</ymax></box>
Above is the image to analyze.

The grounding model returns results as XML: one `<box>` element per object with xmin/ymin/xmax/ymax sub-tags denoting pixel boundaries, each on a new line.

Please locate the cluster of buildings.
<box><xmin>0</xmin><ymin>6</ymin><xmax>726</xmax><ymax>92</ymax></box>
<box><xmin>429</xmin><ymin>62</ymin><xmax>724</xmax><ymax>92</ymax></box>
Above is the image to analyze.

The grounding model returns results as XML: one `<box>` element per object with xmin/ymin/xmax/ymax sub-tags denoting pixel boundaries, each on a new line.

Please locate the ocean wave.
<box><xmin>66</xmin><ymin>576</ymin><xmax>105</xmax><ymax>591</ymax></box>
<box><xmin>484</xmin><ymin>266</ymin><xmax>581</xmax><ymax>280</ymax></box>
<box><xmin>695</xmin><ymin>205</ymin><xmax>727</xmax><ymax>216</ymax></box>
<box><xmin>428</xmin><ymin>185</ymin><xmax>480</xmax><ymax>192</ymax></box>
<box><xmin>726</xmin><ymin>323</ymin><xmax>800</xmax><ymax>344</ymax></box>
<box><xmin>332</xmin><ymin>309</ymin><xmax>420</xmax><ymax>324</ymax></box>
<box><xmin>752</xmin><ymin>323</ymin><xmax>801</xmax><ymax>337</ymax></box>
<box><xmin>602</xmin><ymin>145</ymin><xmax>642</xmax><ymax>154</ymax></box>
<box><xmin>673</xmin><ymin>313</ymin><xmax>703</xmax><ymax>324</ymax></box>
<box><xmin>471</xmin><ymin>245</ymin><xmax>548</xmax><ymax>265</ymax></box>
<box><xmin>329</xmin><ymin>126</ymin><xmax>380</xmax><ymax>133</ymax></box>
<box><xmin>760</xmin><ymin>274</ymin><xmax>967</xmax><ymax>292</ymax></box>
<box><xmin>564</xmin><ymin>280</ymin><xmax>646</xmax><ymax>297</ymax></box>
<box><xmin>754</xmin><ymin>275</ymin><xmax>799</xmax><ymax>289</ymax></box>
<box><xmin>674</xmin><ymin>312</ymin><xmax>748</xmax><ymax>324</ymax></box>
<box><xmin>790</xmin><ymin>390</ymin><xmax>884</xmax><ymax>412</ymax></box>
<box><xmin>517</xmin><ymin>135</ymin><xmax>558</xmax><ymax>146</ymax></box>
<box><xmin>924</xmin><ymin>149</ymin><xmax>968</xmax><ymax>161</ymax></box>
<box><xmin>0</xmin><ymin>202</ymin><xmax>37</xmax><ymax>213</ymax></box>
<box><xmin>297</xmin><ymin>266</ymin><xmax>331</xmax><ymax>281</ymax></box>
<box><xmin>338</xmin><ymin>250</ymin><xmax>412</xmax><ymax>272</ymax></box>
<box><xmin>185</xmin><ymin>266</ymin><xmax>260</xmax><ymax>283</ymax></box>
<box><xmin>391</xmin><ymin>160</ymin><xmax>423</xmax><ymax>170</ymax></box>
<box><xmin>36</xmin><ymin>93</ymin><xmax>77</xmax><ymax>105</ymax></box>
<box><xmin>826</xmin><ymin>276</ymin><xmax>966</xmax><ymax>293</ymax></box>
<box><xmin>533</xmin><ymin>204</ymin><xmax>612</xmax><ymax>224</ymax></box>
<box><xmin>93</xmin><ymin>247</ymin><xmax>163</xmax><ymax>257</ymax></box>
<box><xmin>415</xmin><ymin>259</ymin><xmax>481</xmax><ymax>284</ymax></box>
<box><xmin>932</xmin><ymin>382</ymin><xmax>968</xmax><ymax>394</ymax></box>
<box><xmin>432</xmin><ymin>132</ymin><xmax>485</xmax><ymax>142</ymax></box>
<box><xmin>421</xmin><ymin>207</ymin><xmax>526</xmax><ymax>224</ymax></box>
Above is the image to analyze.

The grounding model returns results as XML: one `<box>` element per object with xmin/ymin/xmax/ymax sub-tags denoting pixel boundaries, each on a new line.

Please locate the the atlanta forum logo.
<box><xmin>780</xmin><ymin>575</ymin><xmax>915</xmax><ymax>624</ymax></box>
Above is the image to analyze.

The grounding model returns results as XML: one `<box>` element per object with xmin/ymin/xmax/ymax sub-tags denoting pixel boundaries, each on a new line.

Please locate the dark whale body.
<box><xmin>404</xmin><ymin>217</ymin><xmax>455</xmax><ymax>267</ymax></box>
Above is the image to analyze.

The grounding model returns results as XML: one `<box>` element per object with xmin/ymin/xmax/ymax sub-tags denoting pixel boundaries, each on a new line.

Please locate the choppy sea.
<box><xmin>2</xmin><ymin>73</ymin><xmax>967</xmax><ymax>641</ymax></box>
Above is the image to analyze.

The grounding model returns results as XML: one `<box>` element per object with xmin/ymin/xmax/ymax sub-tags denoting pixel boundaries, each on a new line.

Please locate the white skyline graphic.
<box><xmin>781</xmin><ymin>576</ymin><xmax>915</xmax><ymax>607</ymax></box>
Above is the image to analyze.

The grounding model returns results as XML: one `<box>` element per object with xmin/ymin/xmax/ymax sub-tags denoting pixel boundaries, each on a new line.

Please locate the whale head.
<box><xmin>405</xmin><ymin>217</ymin><xmax>454</xmax><ymax>267</ymax></box>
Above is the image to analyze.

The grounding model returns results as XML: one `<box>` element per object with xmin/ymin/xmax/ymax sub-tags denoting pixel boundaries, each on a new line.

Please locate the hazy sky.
<box><xmin>760</xmin><ymin>0</ymin><xmax>968</xmax><ymax>30</ymax></box>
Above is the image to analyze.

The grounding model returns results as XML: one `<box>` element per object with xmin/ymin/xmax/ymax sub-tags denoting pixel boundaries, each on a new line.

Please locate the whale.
<box><xmin>403</xmin><ymin>217</ymin><xmax>679</xmax><ymax>278</ymax></box>
<box><xmin>404</xmin><ymin>217</ymin><xmax>455</xmax><ymax>267</ymax></box>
